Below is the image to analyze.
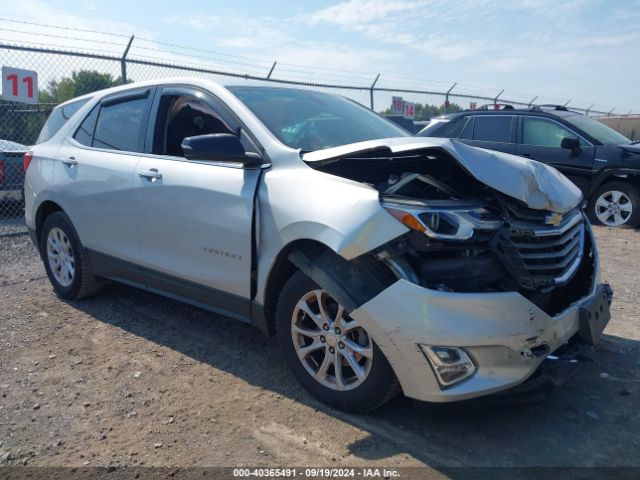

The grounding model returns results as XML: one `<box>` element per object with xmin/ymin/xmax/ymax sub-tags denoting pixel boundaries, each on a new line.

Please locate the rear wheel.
<box><xmin>276</xmin><ymin>270</ymin><xmax>399</xmax><ymax>412</ymax></box>
<box><xmin>588</xmin><ymin>181</ymin><xmax>640</xmax><ymax>227</ymax></box>
<box><xmin>40</xmin><ymin>211</ymin><xmax>101</xmax><ymax>299</ymax></box>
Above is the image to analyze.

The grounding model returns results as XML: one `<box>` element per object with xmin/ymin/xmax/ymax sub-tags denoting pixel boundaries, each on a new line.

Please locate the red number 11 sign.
<box><xmin>2</xmin><ymin>67</ymin><xmax>39</xmax><ymax>104</ymax></box>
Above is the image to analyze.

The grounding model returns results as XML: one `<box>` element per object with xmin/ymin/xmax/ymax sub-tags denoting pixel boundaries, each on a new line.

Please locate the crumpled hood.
<box><xmin>303</xmin><ymin>137</ymin><xmax>582</xmax><ymax>213</ymax></box>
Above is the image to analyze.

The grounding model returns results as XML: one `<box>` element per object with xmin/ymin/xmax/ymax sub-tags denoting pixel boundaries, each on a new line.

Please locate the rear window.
<box><xmin>35</xmin><ymin>98</ymin><xmax>90</xmax><ymax>144</ymax></box>
<box><xmin>472</xmin><ymin>116</ymin><xmax>513</xmax><ymax>143</ymax></box>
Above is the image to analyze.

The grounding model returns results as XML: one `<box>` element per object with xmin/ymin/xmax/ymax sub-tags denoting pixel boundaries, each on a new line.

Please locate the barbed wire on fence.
<box><xmin>1</xmin><ymin>20</ymin><xmax>639</xmax><ymax>232</ymax></box>
<box><xmin>0</xmin><ymin>17</ymin><xmax>636</xmax><ymax>117</ymax></box>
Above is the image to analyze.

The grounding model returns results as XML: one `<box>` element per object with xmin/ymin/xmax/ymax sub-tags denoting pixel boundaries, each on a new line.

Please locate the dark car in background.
<box><xmin>418</xmin><ymin>106</ymin><xmax>640</xmax><ymax>227</ymax></box>
<box><xmin>0</xmin><ymin>139</ymin><xmax>27</xmax><ymax>205</ymax></box>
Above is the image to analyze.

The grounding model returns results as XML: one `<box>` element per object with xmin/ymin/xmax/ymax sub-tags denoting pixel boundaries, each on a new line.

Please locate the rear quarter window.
<box><xmin>35</xmin><ymin>98</ymin><xmax>90</xmax><ymax>144</ymax></box>
<box><xmin>437</xmin><ymin>116</ymin><xmax>469</xmax><ymax>138</ymax></box>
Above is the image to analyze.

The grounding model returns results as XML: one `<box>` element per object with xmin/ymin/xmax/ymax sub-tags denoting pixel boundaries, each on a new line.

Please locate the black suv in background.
<box><xmin>418</xmin><ymin>106</ymin><xmax>640</xmax><ymax>227</ymax></box>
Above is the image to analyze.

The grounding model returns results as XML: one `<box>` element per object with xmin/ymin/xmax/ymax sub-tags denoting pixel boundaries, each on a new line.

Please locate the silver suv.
<box><xmin>25</xmin><ymin>79</ymin><xmax>611</xmax><ymax>411</ymax></box>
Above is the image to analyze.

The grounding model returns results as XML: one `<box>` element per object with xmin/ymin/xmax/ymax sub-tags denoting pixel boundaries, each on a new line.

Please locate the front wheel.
<box><xmin>276</xmin><ymin>271</ymin><xmax>399</xmax><ymax>412</ymax></box>
<box><xmin>588</xmin><ymin>181</ymin><xmax>640</xmax><ymax>227</ymax></box>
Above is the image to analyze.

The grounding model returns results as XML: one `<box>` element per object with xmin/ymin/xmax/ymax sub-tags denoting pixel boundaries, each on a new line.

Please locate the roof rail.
<box><xmin>474</xmin><ymin>103</ymin><xmax>515</xmax><ymax>111</ymax></box>
<box><xmin>537</xmin><ymin>104</ymin><xmax>569</xmax><ymax>111</ymax></box>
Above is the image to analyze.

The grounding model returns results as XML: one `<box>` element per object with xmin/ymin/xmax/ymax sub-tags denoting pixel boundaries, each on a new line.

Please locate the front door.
<box><xmin>516</xmin><ymin>116</ymin><xmax>595</xmax><ymax>194</ymax></box>
<box><xmin>135</xmin><ymin>86</ymin><xmax>262</xmax><ymax>320</ymax></box>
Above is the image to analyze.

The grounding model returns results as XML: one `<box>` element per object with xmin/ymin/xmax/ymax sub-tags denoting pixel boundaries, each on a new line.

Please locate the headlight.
<box><xmin>383</xmin><ymin>200</ymin><xmax>503</xmax><ymax>240</ymax></box>
<box><xmin>418</xmin><ymin>345</ymin><xmax>476</xmax><ymax>387</ymax></box>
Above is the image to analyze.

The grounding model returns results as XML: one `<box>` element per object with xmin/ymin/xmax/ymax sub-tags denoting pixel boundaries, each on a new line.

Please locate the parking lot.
<box><xmin>0</xmin><ymin>224</ymin><xmax>638</xmax><ymax>476</ymax></box>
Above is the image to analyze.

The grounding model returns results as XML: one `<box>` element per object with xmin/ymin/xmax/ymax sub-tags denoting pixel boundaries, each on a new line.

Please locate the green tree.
<box><xmin>381</xmin><ymin>101</ymin><xmax>463</xmax><ymax>119</ymax></box>
<box><xmin>39</xmin><ymin>70</ymin><xmax>125</xmax><ymax>104</ymax></box>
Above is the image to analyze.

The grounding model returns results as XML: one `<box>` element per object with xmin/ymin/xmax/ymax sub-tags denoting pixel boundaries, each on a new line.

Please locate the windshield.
<box><xmin>563</xmin><ymin>114</ymin><xmax>631</xmax><ymax>145</ymax></box>
<box><xmin>227</xmin><ymin>86</ymin><xmax>410</xmax><ymax>151</ymax></box>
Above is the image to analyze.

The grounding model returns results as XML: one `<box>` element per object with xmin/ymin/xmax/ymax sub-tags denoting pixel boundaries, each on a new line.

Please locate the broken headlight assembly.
<box><xmin>382</xmin><ymin>198</ymin><xmax>503</xmax><ymax>240</ymax></box>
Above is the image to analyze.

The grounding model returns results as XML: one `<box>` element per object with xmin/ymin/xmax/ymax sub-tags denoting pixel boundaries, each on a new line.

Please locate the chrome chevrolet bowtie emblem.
<box><xmin>545</xmin><ymin>213</ymin><xmax>563</xmax><ymax>225</ymax></box>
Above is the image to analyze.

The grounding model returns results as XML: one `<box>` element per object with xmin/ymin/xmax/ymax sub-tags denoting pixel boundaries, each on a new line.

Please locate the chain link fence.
<box><xmin>1</xmin><ymin>40</ymin><xmax>638</xmax><ymax>235</ymax></box>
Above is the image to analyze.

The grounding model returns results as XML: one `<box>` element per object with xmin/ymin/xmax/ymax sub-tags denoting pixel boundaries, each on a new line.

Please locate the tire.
<box><xmin>276</xmin><ymin>270</ymin><xmax>400</xmax><ymax>412</ymax></box>
<box><xmin>40</xmin><ymin>211</ymin><xmax>101</xmax><ymax>299</ymax></box>
<box><xmin>587</xmin><ymin>181</ymin><xmax>640</xmax><ymax>227</ymax></box>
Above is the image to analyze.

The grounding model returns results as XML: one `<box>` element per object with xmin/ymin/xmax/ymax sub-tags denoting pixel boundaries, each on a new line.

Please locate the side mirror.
<box><xmin>181</xmin><ymin>134</ymin><xmax>264</xmax><ymax>167</ymax></box>
<box><xmin>560</xmin><ymin>137</ymin><xmax>580</xmax><ymax>150</ymax></box>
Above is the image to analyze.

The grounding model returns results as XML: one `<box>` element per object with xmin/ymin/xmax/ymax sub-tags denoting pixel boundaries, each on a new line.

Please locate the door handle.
<box><xmin>138</xmin><ymin>168</ymin><xmax>162</xmax><ymax>180</ymax></box>
<box><xmin>61</xmin><ymin>156</ymin><xmax>78</xmax><ymax>166</ymax></box>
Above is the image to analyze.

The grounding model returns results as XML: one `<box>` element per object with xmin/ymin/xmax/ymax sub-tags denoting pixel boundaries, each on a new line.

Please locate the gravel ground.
<box><xmin>0</xmin><ymin>225</ymin><xmax>638</xmax><ymax>477</ymax></box>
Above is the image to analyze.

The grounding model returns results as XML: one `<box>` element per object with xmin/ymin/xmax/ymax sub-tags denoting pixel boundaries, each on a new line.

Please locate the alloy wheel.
<box><xmin>594</xmin><ymin>190</ymin><xmax>633</xmax><ymax>226</ymax></box>
<box><xmin>46</xmin><ymin>227</ymin><xmax>75</xmax><ymax>287</ymax></box>
<box><xmin>291</xmin><ymin>289</ymin><xmax>373</xmax><ymax>391</ymax></box>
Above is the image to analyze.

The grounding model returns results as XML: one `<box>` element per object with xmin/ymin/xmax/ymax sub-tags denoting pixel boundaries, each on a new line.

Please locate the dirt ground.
<box><xmin>0</xmin><ymin>225</ymin><xmax>639</xmax><ymax>477</ymax></box>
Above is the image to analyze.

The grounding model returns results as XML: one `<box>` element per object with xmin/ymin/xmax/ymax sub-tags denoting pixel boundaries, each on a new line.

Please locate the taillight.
<box><xmin>0</xmin><ymin>159</ymin><xmax>5</xmax><ymax>184</ymax></box>
<box><xmin>23</xmin><ymin>151</ymin><xmax>33</xmax><ymax>172</ymax></box>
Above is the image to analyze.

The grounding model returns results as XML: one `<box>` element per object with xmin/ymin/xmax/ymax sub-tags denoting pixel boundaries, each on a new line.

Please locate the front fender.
<box><xmin>254</xmin><ymin>161</ymin><xmax>407</xmax><ymax>305</ymax></box>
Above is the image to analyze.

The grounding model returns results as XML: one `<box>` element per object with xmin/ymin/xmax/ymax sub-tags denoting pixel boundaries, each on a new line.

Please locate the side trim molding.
<box><xmin>86</xmin><ymin>249</ymin><xmax>253</xmax><ymax>325</ymax></box>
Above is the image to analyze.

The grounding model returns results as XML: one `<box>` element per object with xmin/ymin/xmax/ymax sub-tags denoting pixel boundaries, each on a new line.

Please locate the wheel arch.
<box><xmin>589</xmin><ymin>168</ymin><xmax>640</xmax><ymax>195</ymax></box>
<box><xmin>259</xmin><ymin>238</ymin><xmax>396</xmax><ymax>337</ymax></box>
<box><xmin>34</xmin><ymin>200</ymin><xmax>64</xmax><ymax>249</ymax></box>
<box><xmin>260</xmin><ymin>239</ymin><xmax>334</xmax><ymax>336</ymax></box>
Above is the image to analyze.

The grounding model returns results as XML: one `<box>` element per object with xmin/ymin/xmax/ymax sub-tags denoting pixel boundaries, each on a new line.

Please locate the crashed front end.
<box><xmin>304</xmin><ymin>138</ymin><xmax>612</xmax><ymax>402</ymax></box>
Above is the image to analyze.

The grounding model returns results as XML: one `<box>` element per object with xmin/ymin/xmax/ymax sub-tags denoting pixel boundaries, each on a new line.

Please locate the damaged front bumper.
<box><xmin>350</xmin><ymin>274</ymin><xmax>612</xmax><ymax>403</ymax></box>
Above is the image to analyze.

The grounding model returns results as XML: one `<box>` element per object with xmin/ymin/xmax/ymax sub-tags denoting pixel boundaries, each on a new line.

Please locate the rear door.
<box><xmin>53</xmin><ymin>88</ymin><xmax>155</xmax><ymax>283</ymax></box>
<box><xmin>516</xmin><ymin>115</ymin><xmax>595</xmax><ymax>194</ymax></box>
<box><xmin>135</xmin><ymin>86</ymin><xmax>262</xmax><ymax>320</ymax></box>
<box><xmin>460</xmin><ymin>115</ymin><xmax>516</xmax><ymax>154</ymax></box>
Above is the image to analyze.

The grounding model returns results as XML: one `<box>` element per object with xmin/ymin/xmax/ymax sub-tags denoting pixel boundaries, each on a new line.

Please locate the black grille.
<box><xmin>491</xmin><ymin>209</ymin><xmax>585</xmax><ymax>290</ymax></box>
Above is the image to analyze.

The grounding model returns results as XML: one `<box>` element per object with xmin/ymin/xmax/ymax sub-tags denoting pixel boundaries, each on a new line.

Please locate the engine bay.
<box><xmin>308</xmin><ymin>148</ymin><xmax>595</xmax><ymax>315</ymax></box>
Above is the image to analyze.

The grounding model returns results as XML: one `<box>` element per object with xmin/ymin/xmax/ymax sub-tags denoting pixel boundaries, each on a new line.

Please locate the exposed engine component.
<box><xmin>308</xmin><ymin>148</ymin><xmax>594</xmax><ymax>315</ymax></box>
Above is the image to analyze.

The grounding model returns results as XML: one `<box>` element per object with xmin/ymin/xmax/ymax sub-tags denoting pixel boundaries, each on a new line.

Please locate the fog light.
<box><xmin>418</xmin><ymin>345</ymin><xmax>476</xmax><ymax>387</ymax></box>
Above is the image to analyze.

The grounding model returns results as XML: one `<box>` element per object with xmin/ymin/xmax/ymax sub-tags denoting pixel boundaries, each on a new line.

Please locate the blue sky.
<box><xmin>3</xmin><ymin>0</ymin><xmax>640</xmax><ymax>111</ymax></box>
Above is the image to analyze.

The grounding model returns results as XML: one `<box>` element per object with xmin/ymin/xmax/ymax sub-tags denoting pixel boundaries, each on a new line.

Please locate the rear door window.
<box><xmin>472</xmin><ymin>116</ymin><xmax>513</xmax><ymax>143</ymax></box>
<box><xmin>93</xmin><ymin>96</ymin><xmax>149</xmax><ymax>152</ymax></box>
<box><xmin>36</xmin><ymin>98</ymin><xmax>89</xmax><ymax>144</ymax></box>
